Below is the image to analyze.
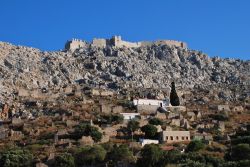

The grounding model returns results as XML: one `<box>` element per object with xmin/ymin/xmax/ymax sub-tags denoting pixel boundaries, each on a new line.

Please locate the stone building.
<box><xmin>65</xmin><ymin>36</ymin><xmax>188</xmax><ymax>50</ymax></box>
<box><xmin>140</xmin><ymin>139</ymin><xmax>159</xmax><ymax>147</ymax></box>
<box><xmin>133</xmin><ymin>98</ymin><xmax>170</xmax><ymax>114</ymax></box>
<box><xmin>120</xmin><ymin>113</ymin><xmax>140</xmax><ymax>120</ymax></box>
<box><xmin>217</xmin><ymin>105</ymin><xmax>230</xmax><ymax>112</ymax></box>
<box><xmin>161</xmin><ymin>130</ymin><xmax>190</xmax><ymax>143</ymax></box>
<box><xmin>64</xmin><ymin>39</ymin><xmax>86</xmax><ymax>51</ymax></box>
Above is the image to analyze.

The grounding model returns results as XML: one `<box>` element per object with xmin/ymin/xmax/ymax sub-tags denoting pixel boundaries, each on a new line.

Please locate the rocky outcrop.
<box><xmin>0</xmin><ymin>41</ymin><xmax>249</xmax><ymax>102</ymax></box>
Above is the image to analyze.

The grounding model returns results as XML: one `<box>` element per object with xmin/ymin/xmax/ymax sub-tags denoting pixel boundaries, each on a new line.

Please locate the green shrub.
<box><xmin>149</xmin><ymin>118</ymin><xmax>163</xmax><ymax>125</ymax></box>
<box><xmin>186</xmin><ymin>140</ymin><xmax>205</xmax><ymax>152</ymax></box>
<box><xmin>54</xmin><ymin>153</ymin><xmax>75</xmax><ymax>167</ymax></box>
<box><xmin>141</xmin><ymin>124</ymin><xmax>157</xmax><ymax>139</ymax></box>
<box><xmin>0</xmin><ymin>148</ymin><xmax>33</xmax><ymax>167</ymax></box>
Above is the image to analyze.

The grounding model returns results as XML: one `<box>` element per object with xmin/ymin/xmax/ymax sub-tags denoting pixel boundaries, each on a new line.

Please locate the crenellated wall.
<box><xmin>141</xmin><ymin>40</ymin><xmax>187</xmax><ymax>48</ymax></box>
<box><xmin>92</xmin><ymin>38</ymin><xmax>107</xmax><ymax>47</ymax></box>
<box><xmin>65</xmin><ymin>39</ymin><xmax>86</xmax><ymax>51</ymax></box>
<box><xmin>65</xmin><ymin>36</ymin><xmax>188</xmax><ymax>51</ymax></box>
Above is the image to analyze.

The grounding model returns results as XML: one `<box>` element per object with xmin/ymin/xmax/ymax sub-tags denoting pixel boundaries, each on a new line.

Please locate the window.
<box><xmin>170</xmin><ymin>136</ymin><xmax>173</xmax><ymax>140</ymax></box>
<box><xmin>182</xmin><ymin>136</ymin><xmax>185</xmax><ymax>140</ymax></box>
<box><xmin>176</xmin><ymin>136</ymin><xmax>179</xmax><ymax>140</ymax></box>
<box><xmin>166</xmin><ymin>136</ymin><xmax>168</xmax><ymax>140</ymax></box>
<box><xmin>186</xmin><ymin>136</ymin><xmax>189</xmax><ymax>140</ymax></box>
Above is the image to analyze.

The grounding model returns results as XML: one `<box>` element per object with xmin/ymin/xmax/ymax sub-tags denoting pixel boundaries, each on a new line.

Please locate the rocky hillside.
<box><xmin>0</xmin><ymin>41</ymin><xmax>249</xmax><ymax>102</ymax></box>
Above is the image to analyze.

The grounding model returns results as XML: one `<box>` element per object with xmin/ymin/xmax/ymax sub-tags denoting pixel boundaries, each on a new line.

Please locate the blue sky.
<box><xmin>0</xmin><ymin>0</ymin><xmax>249</xmax><ymax>60</ymax></box>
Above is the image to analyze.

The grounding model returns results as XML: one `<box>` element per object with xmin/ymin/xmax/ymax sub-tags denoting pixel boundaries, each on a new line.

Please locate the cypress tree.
<box><xmin>170</xmin><ymin>82</ymin><xmax>180</xmax><ymax>106</ymax></box>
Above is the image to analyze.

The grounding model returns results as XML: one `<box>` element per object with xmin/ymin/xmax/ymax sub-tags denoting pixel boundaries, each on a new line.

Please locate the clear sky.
<box><xmin>0</xmin><ymin>0</ymin><xmax>249</xmax><ymax>60</ymax></box>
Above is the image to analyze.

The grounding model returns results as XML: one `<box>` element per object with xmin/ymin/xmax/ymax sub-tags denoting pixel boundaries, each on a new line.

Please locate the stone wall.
<box><xmin>65</xmin><ymin>39</ymin><xmax>86</xmax><ymax>51</ymax></box>
<box><xmin>65</xmin><ymin>36</ymin><xmax>188</xmax><ymax>50</ymax></box>
<box><xmin>92</xmin><ymin>38</ymin><xmax>107</xmax><ymax>47</ymax></box>
<box><xmin>110</xmin><ymin>36</ymin><xmax>141</xmax><ymax>48</ymax></box>
<box><xmin>161</xmin><ymin>130</ymin><xmax>190</xmax><ymax>143</ymax></box>
<box><xmin>141</xmin><ymin>40</ymin><xmax>187</xmax><ymax>48</ymax></box>
<box><xmin>137</xmin><ymin>105</ymin><xmax>159</xmax><ymax>114</ymax></box>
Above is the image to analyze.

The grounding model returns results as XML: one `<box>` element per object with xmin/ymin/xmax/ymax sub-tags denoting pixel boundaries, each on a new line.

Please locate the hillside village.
<box><xmin>0</xmin><ymin>37</ymin><xmax>249</xmax><ymax>167</ymax></box>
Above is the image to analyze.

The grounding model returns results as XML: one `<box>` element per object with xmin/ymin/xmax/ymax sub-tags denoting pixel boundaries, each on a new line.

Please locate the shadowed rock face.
<box><xmin>0</xmin><ymin>41</ymin><xmax>249</xmax><ymax>102</ymax></box>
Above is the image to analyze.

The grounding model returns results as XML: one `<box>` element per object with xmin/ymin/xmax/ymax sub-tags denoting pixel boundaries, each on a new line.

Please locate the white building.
<box><xmin>120</xmin><ymin>113</ymin><xmax>140</xmax><ymax>120</ymax></box>
<box><xmin>133</xmin><ymin>99</ymin><xmax>170</xmax><ymax>114</ymax></box>
<box><xmin>139</xmin><ymin>139</ymin><xmax>159</xmax><ymax>147</ymax></box>
<box><xmin>133</xmin><ymin>99</ymin><xmax>170</xmax><ymax>107</ymax></box>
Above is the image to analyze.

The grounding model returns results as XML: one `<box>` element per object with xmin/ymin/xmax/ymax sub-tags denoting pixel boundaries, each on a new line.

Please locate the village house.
<box><xmin>180</xmin><ymin>118</ymin><xmax>190</xmax><ymax>129</ymax></box>
<box><xmin>171</xmin><ymin>119</ymin><xmax>181</xmax><ymax>127</ymax></box>
<box><xmin>187</xmin><ymin>111</ymin><xmax>196</xmax><ymax>121</ymax></box>
<box><xmin>192</xmin><ymin>132</ymin><xmax>213</xmax><ymax>143</ymax></box>
<box><xmin>9</xmin><ymin>129</ymin><xmax>24</xmax><ymax>141</ymax></box>
<box><xmin>232</xmin><ymin>106</ymin><xmax>244</xmax><ymax>114</ymax></box>
<box><xmin>166</xmin><ymin>106</ymin><xmax>186</xmax><ymax>113</ymax></box>
<box><xmin>161</xmin><ymin>130</ymin><xmax>190</xmax><ymax>143</ymax></box>
<box><xmin>120</xmin><ymin>113</ymin><xmax>140</xmax><ymax>120</ymax></box>
<box><xmin>133</xmin><ymin>98</ymin><xmax>170</xmax><ymax>114</ymax></box>
<box><xmin>217</xmin><ymin>105</ymin><xmax>230</xmax><ymax>112</ymax></box>
<box><xmin>139</xmin><ymin>139</ymin><xmax>159</xmax><ymax>147</ymax></box>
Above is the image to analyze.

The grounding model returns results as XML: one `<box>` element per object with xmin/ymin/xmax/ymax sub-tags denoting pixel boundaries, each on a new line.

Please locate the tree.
<box><xmin>101</xmin><ymin>114</ymin><xmax>124</xmax><ymax>124</ymax></box>
<box><xmin>170</xmin><ymin>82</ymin><xmax>180</xmax><ymax>106</ymax></box>
<box><xmin>74</xmin><ymin>123</ymin><xmax>102</xmax><ymax>142</ymax></box>
<box><xmin>231</xmin><ymin>144</ymin><xmax>250</xmax><ymax>161</ymax></box>
<box><xmin>54</xmin><ymin>153</ymin><xmax>75</xmax><ymax>167</ymax></box>
<box><xmin>141</xmin><ymin>124</ymin><xmax>157</xmax><ymax>139</ymax></box>
<box><xmin>137</xmin><ymin>144</ymin><xmax>164</xmax><ymax>167</ymax></box>
<box><xmin>75</xmin><ymin>145</ymin><xmax>106</xmax><ymax>166</ymax></box>
<box><xmin>90</xmin><ymin>129</ymin><xmax>102</xmax><ymax>142</ymax></box>
<box><xmin>186</xmin><ymin>140</ymin><xmax>205</xmax><ymax>152</ymax></box>
<box><xmin>112</xmin><ymin>114</ymin><xmax>124</xmax><ymax>124</ymax></box>
<box><xmin>109</xmin><ymin>144</ymin><xmax>135</xmax><ymax>165</ymax></box>
<box><xmin>127</xmin><ymin>120</ymin><xmax>140</xmax><ymax>132</ymax></box>
<box><xmin>0</xmin><ymin>148</ymin><xmax>33</xmax><ymax>167</ymax></box>
<box><xmin>149</xmin><ymin>118</ymin><xmax>163</xmax><ymax>125</ymax></box>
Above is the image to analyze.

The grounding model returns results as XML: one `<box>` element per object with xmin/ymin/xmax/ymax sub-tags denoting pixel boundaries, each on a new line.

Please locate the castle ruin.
<box><xmin>65</xmin><ymin>39</ymin><xmax>86</xmax><ymax>51</ymax></box>
<box><xmin>65</xmin><ymin>36</ymin><xmax>187</xmax><ymax>51</ymax></box>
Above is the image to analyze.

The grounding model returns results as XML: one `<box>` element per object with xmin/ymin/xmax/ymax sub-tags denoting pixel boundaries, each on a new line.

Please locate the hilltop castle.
<box><xmin>65</xmin><ymin>36</ymin><xmax>187</xmax><ymax>51</ymax></box>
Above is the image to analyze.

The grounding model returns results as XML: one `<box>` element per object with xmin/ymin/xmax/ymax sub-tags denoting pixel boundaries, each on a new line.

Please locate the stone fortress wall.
<box><xmin>65</xmin><ymin>36</ymin><xmax>187</xmax><ymax>51</ymax></box>
<box><xmin>142</xmin><ymin>40</ymin><xmax>187</xmax><ymax>48</ymax></box>
<box><xmin>65</xmin><ymin>39</ymin><xmax>86</xmax><ymax>51</ymax></box>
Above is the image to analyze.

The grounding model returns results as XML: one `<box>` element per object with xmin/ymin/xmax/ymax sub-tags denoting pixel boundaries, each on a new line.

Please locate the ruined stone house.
<box><xmin>161</xmin><ymin>130</ymin><xmax>190</xmax><ymax>143</ymax></box>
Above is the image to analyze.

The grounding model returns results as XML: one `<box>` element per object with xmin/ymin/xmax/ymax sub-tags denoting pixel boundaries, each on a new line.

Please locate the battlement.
<box><xmin>65</xmin><ymin>38</ymin><xmax>86</xmax><ymax>51</ymax></box>
<box><xmin>65</xmin><ymin>36</ymin><xmax>187</xmax><ymax>51</ymax></box>
<box><xmin>141</xmin><ymin>40</ymin><xmax>187</xmax><ymax>48</ymax></box>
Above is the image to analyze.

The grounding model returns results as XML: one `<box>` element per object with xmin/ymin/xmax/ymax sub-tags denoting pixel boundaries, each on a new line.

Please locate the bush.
<box><xmin>75</xmin><ymin>145</ymin><xmax>106</xmax><ymax>166</ymax></box>
<box><xmin>0</xmin><ymin>148</ymin><xmax>33</xmax><ymax>167</ymax></box>
<box><xmin>74</xmin><ymin>123</ymin><xmax>102</xmax><ymax>142</ymax></box>
<box><xmin>141</xmin><ymin>124</ymin><xmax>158</xmax><ymax>139</ymax></box>
<box><xmin>127</xmin><ymin>120</ymin><xmax>140</xmax><ymax>132</ymax></box>
<box><xmin>54</xmin><ymin>153</ymin><xmax>75</xmax><ymax>167</ymax></box>
<box><xmin>101</xmin><ymin>114</ymin><xmax>124</xmax><ymax>124</ymax></box>
<box><xmin>186</xmin><ymin>140</ymin><xmax>204</xmax><ymax>152</ymax></box>
<box><xmin>149</xmin><ymin>118</ymin><xmax>163</xmax><ymax>125</ymax></box>
<box><xmin>109</xmin><ymin>144</ymin><xmax>135</xmax><ymax>164</ymax></box>
<box><xmin>231</xmin><ymin>136</ymin><xmax>250</xmax><ymax>145</ymax></box>
<box><xmin>231</xmin><ymin>144</ymin><xmax>250</xmax><ymax>161</ymax></box>
<box><xmin>209</xmin><ymin>114</ymin><xmax>229</xmax><ymax>121</ymax></box>
<box><xmin>137</xmin><ymin>144</ymin><xmax>164</xmax><ymax>167</ymax></box>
